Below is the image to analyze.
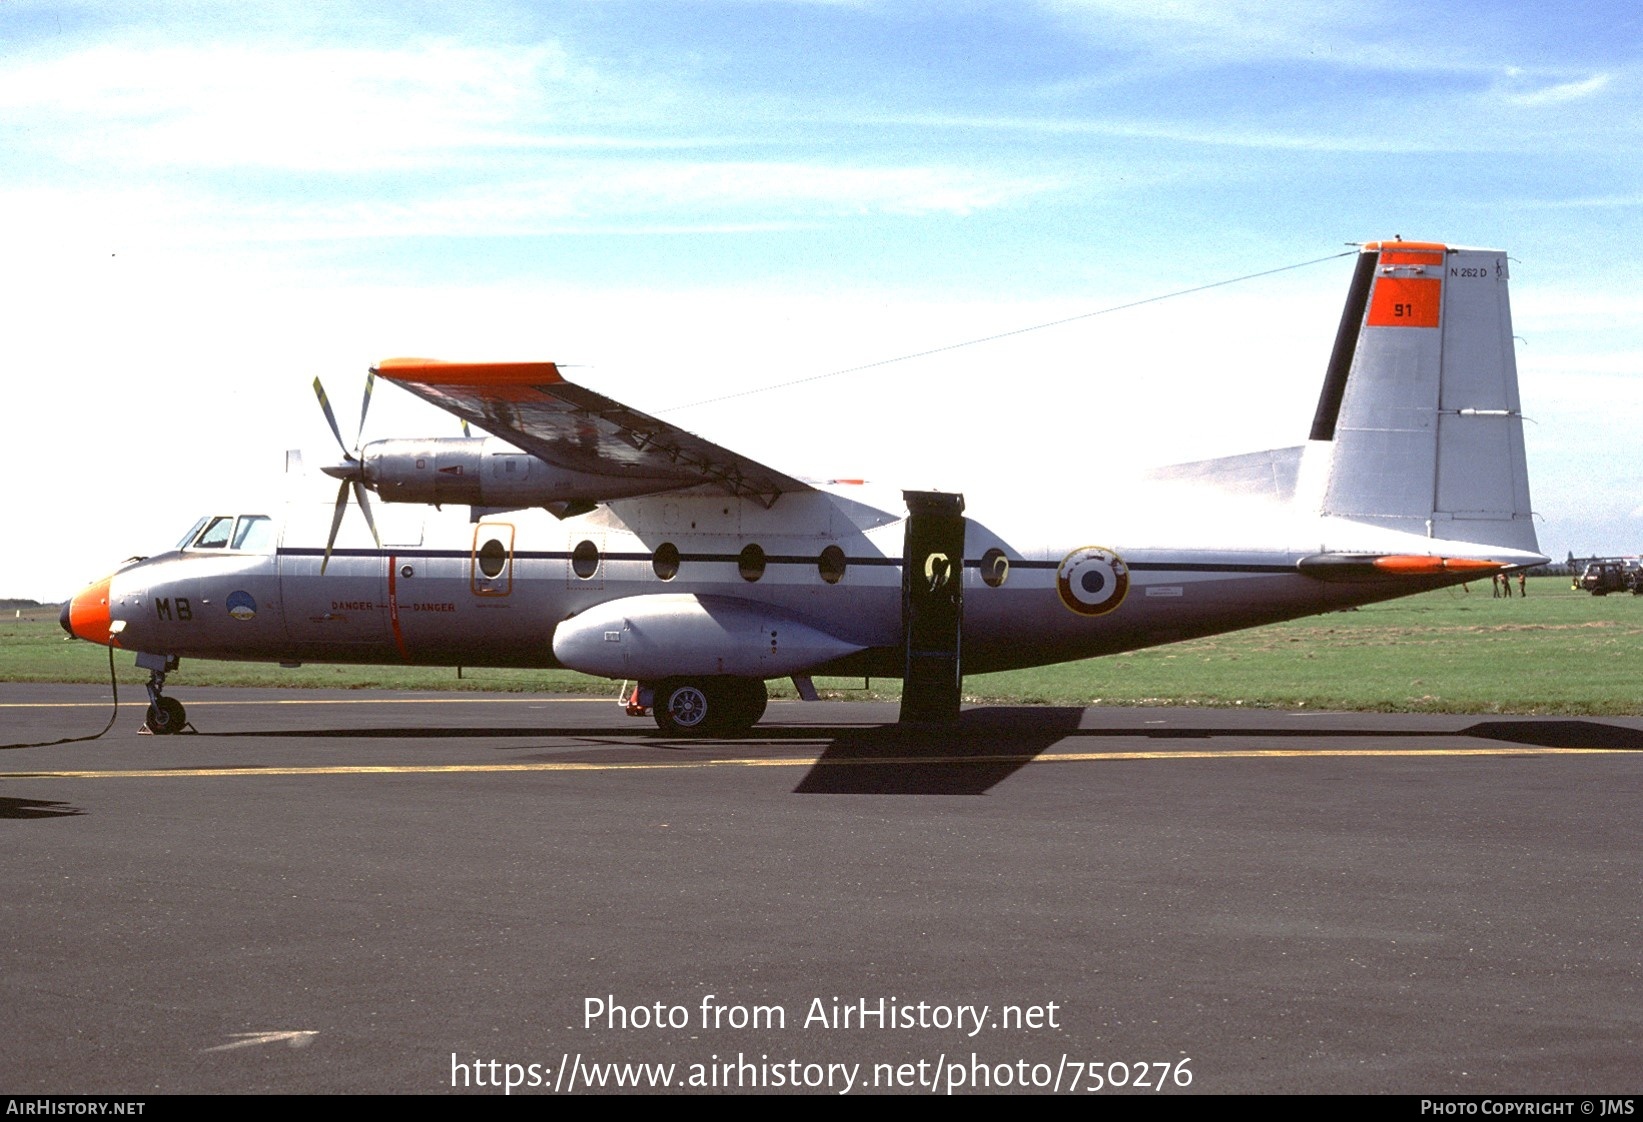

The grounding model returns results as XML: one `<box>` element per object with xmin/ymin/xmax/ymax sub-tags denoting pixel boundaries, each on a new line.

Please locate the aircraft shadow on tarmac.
<box><xmin>792</xmin><ymin>712</ymin><xmax>1643</xmax><ymax>794</ymax></box>
<box><xmin>793</xmin><ymin>706</ymin><xmax>1085</xmax><ymax>795</ymax></box>
<box><xmin>1456</xmin><ymin>720</ymin><xmax>1643</xmax><ymax>751</ymax></box>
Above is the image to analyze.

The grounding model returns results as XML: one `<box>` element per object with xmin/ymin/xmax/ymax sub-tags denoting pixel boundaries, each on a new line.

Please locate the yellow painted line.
<box><xmin>0</xmin><ymin>696</ymin><xmax>612</xmax><ymax>709</ymax></box>
<box><xmin>0</xmin><ymin>745</ymin><xmax>1627</xmax><ymax>781</ymax></box>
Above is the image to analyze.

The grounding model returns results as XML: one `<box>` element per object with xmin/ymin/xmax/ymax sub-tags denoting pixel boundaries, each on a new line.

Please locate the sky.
<box><xmin>3</xmin><ymin>0</ymin><xmax>1640</xmax><ymax>601</ymax></box>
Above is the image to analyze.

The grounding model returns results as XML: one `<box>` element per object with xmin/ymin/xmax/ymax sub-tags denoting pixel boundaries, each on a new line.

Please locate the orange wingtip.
<box><xmin>1371</xmin><ymin>555</ymin><xmax>1504</xmax><ymax>575</ymax></box>
<box><xmin>372</xmin><ymin>358</ymin><xmax>563</xmax><ymax>385</ymax></box>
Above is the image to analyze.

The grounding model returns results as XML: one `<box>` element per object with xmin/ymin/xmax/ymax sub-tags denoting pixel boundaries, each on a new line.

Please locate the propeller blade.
<box><xmin>320</xmin><ymin>478</ymin><xmax>349</xmax><ymax>575</ymax></box>
<box><xmin>357</xmin><ymin>369</ymin><xmax>375</xmax><ymax>442</ymax></box>
<box><xmin>352</xmin><ymin>480</ymin><xmax>381</xmax><ymax>547</ymax></box>
<box><xmin>315</xmin><ymin>370</ymin><xmax>381</xmax><ymax>574</ymax></box>
<box><xmin>313</xmin><ymin>377</ymin><xmax>352</xmax><ymax>460</ymax></box>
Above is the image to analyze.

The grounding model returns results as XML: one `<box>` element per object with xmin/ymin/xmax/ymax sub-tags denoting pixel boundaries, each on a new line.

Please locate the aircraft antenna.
<box><xmin>663</xmin><ymin>249</ymin><xmax>1355</xmax><ymax>413</ymax></box>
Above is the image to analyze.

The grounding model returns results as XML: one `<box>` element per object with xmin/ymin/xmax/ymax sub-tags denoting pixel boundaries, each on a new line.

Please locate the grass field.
<box><xmin>8</xmin><ymin>577</ymin><xmax>1639</xmax><ymax>715</ymax></box>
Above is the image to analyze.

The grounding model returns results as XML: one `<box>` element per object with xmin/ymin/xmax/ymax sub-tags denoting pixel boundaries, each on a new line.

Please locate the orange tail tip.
<box><xmin>1371</xmin><ymin>555</ymin><xmax>1505</xmax><ymax>575</ymax></box>
<box><xmin>1300</xmin><ymin>553</ymin><xmax>1508</xmax><ymax>582</ymax></box>
<box><xmin>1370</xmin><ymin>555</ymin><xmax>1446</xmax><ymax>575</ymax></box>
<box><xmin>1439</xmin><ymin>557</ymin><xmax>1508</xmax><ymax>573</ymax></box>
<box><xmin>1362</xmin><ymin>240</ymin><xmax>1448</xmax><ymax>253</ymax></box>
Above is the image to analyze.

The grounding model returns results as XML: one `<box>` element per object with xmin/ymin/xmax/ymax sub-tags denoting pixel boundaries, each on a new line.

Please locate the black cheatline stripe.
<box><xmin>281</xmin><ymin>548</ymin><xmax>1293</xmax><ymax>576</ymax></box>
<box><xmin>616</xmin><ymin>553</ymin><xmax>899</xmax><ymax>567</ymax></box>
<box><xmin>1309</xmin><ymin>248</ymin><xmax>1380</xmax><ymax>442</ymax></box>
<box><xmin>278</xmin><ymin>547</ymin><xmax>899</xmax><ymax>566</ymax></box>
<box><xmin>282</xmin><ymin>547</ymin><xmax>473</xmax><ymax>560</ymax></box>
<box><xmin>1012</xmin><ymin>560</ymin><xmax>1294</xmax><ymax>575</ymax></box>
<box><xmin>1129</xmin><ymin>562</ymin><xmax>1295</xmax><ymax>574</ymax></box>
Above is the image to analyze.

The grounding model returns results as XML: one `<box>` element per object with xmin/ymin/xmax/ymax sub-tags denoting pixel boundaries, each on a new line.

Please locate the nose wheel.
<box><xmin>139</xmin><ymin>656</ymin><xmax>191</xmax><ymax>735</ymax></box>
<box><xmin>144</xmin><ymin>696</ymin><xmax>188</xmax><ymax>735</ymax></box>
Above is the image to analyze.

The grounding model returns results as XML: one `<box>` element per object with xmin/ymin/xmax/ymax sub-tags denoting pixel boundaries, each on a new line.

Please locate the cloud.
<box><xmin>1503</xmin><ymin>73</ymin><xmax>1612</xmax><ymax>106</ymax></box>
<box><xmin>841</xmin><ymin>109</ymin><xmax>1496</xmax><ymax>154</ymax></box>
<box><xmin>1516</xmin><ymin>193</ymin><xmax>1643</xmax><ymax>210</ymax></box>
<box><xmin>1035</xmin><ymin>0</ymin><xmax>1490</xmax><ymax>75</ymax></box>
<box><xmin>0</xmin><ymin>40</ymin><xmax>612</xmax><ymax>172</ymax></box>
<box><xmin>1043</xmin><ymin>0</ymin><xmax>1371</xmax><ymax>58</ymax></box>
<box><xmin>0</xmin><ymin>34</ymin><xmax>1058</xmax><ymax>242</ymax></box>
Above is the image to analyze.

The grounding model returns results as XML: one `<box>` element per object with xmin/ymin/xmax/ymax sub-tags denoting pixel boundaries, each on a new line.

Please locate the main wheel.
<box><xmin>722</xmin><ymin>677</ymin><xmax>768</xmax><ymax>730</ymax></box>
<box><xmin>654</xmin><ymin>680</ymin><xmax>714</xmax><ymax>735</ymax></box>
<box><xmin>652</xmin><ymin>678</ymin><xmax>768</xmax><ymax>736</ymax></box>
<box><xmin>144</xmin><ymin>696</ymin><xmax>186</xmax><ymax>735</ymax></box>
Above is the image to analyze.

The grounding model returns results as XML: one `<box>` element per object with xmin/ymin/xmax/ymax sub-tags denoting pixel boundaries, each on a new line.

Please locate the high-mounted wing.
<box><xmin>373</xmin><ymin>358</ymin><xmax>810</xmax><ymax>509</ymax></box>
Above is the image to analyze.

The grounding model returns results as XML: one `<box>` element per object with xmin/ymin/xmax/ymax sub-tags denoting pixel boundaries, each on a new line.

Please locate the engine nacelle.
<box><xmin>552</xmin><ymin>594</ymin><xmax>866</xmax><ymax>680</ymax></box>
<box><xmin>360</xmin><ymin>437</ymin><xmax>681</xmax><ymax>507</ymax></box>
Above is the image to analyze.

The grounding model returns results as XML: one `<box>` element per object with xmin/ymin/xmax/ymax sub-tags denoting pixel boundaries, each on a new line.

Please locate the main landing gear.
<box><xmin>641</xmin><ymin>677</ymin><xmax>768</xmax><ymax>736</ymax></box>
<box><xmin>136</xmin><ymin>652</ymin><xmax>189</xmax><ymax>735</ymax></box>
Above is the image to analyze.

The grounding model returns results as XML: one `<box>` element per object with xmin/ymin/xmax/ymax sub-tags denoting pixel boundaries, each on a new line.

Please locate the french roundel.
<box><xmin>1056</xmin><ymin>546</ymin><xmax>1130</xmax><ymax>617</ymax></box>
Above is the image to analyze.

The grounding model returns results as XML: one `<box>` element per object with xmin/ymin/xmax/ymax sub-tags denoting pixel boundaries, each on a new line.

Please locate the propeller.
<box><xmin>313</xmin><ymin>372</ymin><xmax>381</xmax><ymax>575</ymax></box>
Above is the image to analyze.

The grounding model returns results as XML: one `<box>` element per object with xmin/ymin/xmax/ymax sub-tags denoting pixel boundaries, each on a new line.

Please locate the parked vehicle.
<box><xmin>1578</xmin><ymin>559</ymin><xmax>1642</xmax><ymax>596</ymax></box>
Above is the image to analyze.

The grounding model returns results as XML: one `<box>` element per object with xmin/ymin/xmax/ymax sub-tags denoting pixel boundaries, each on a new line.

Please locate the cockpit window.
<box><xmin>193</xmin><ymin>516</ymin><xmax>234</xmax><ymax>549</ymax></box>
<box><xmin>182</xmin><ymin>515</ymin><xmax>274</xmax><ymax>552</ymax></box>
<box><xmin>175</xmin><ymin>517</ymin><xmax>210</xmax><ymax>550</ymax></box>
<box><xmin>231</xmin><ymin>515</ymin><xmax>274</xmax><ymax>552</ymax></box>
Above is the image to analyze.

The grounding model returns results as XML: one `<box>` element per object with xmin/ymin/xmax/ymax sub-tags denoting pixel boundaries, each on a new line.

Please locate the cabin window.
<box><xmin>818</xmin><ymin>545</ymin><xmax>846</xmax><ymax>585</ymax></box>
<box><xmin>471</xmin><ymin>522</ymin><xmax>516</xmax><ymax>596</ymax></box>
<box><xmin>652</xmin><ymin>542</ymin><xmax>680</xmax><ymax>581</ymax></box>
<box><xmin>981</xmin><ymin>548</ymin><xmax>1010</xmax><ymax>588</ymax></box>
<box><xmin>738</xmin><ymin>544</ymin><xmax>766</xmax><ymax>582</ymax></box>
<box><xmin>572</xmin><ymin>539</ymin><xmax>601</xmax><ymax>580</ymax></box>
<box><xmin>478</xmin><ymin>538</ymin><xmax>509</xmax><ymax>578</ymax></box>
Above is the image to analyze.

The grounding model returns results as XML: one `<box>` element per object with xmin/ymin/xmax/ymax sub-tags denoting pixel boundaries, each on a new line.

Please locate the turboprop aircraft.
<box><xmin>62</xmin><ymin>240</ymin><xmax>1547</xmax><ymax>735</ymax></box>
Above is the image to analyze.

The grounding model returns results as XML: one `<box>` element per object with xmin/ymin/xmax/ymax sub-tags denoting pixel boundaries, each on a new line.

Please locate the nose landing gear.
<box><xmin>136</xmin><ymin>651</ymin><xmax>190</xmax><ymax>735</ymax></box>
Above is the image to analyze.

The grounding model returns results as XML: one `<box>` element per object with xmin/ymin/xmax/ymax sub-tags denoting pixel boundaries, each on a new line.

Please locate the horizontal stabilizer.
<box><xmin>1297</xmin><ymin>552</ymin><xmax>1511</xmax><ymax>583</ymax></box>
<box><xmin>1144</xmin><ymin>446</ymin><xmax>1303</xmax><ymax>503</ymax></box>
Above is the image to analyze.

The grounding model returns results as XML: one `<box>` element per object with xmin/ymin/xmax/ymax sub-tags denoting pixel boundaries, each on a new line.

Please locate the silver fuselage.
<box><xmin>73</xmin><ymin>477</ymin><xmax>1540</xmax><ymax>680</ymax></box>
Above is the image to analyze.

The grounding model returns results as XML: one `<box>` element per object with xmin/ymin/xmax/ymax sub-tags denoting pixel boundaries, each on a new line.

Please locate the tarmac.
<box><xmin>3</xmin><ymin>683</ymin><xmax>1640</xmax><ymax>1095</ymax></box>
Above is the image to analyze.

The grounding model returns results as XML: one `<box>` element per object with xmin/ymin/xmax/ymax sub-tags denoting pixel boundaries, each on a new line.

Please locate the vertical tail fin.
<box><xmin>1309</xmin><ymin>241</ymin><xmax>1538</xmax><ymax>552</ymax></box>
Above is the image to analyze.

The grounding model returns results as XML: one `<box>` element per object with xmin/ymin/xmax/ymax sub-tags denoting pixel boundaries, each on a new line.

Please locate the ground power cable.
<box><xmin>2</xmin><ymin>645</ymin><xmax>122</xmax><ymax>750</ymax></box>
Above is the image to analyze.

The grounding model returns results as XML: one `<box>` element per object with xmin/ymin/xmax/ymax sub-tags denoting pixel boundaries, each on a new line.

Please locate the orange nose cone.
<box><xmin>66</xmin><ymin>576</ymin><xmax>119</xmax><ymax>647</ymax></box>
